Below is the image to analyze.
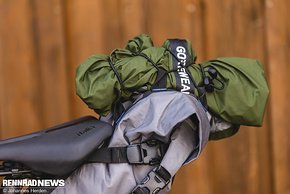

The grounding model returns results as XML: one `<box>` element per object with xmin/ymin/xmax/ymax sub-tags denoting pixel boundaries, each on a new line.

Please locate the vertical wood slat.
<box><xmin>101</xmin><ymin>0</ymin><xmax>124</xmax><ymax>51</ymax></box>
<box><xmin>179</xmin><ymin>0</ymin><xmax>206</xmax><ymax>61</ymax></box>
<box><xmin>144</xmin><ymin>0</ymin><xmax>188</xmax><ymax>44</ymax></box>
<box><xmin>202</xmin><ymin>1</ymin><xmax>272</xmax><ymax>194</ymax></box>
<box><xmin>119</xmin><ymin>0</ymin><xmax>146</xmax><ymax>41</ymax></box>
<box><xmin>0</xmin><ymin>0</ymin><xmax>42</xmax><ymax>138</ymax></box>
<box><xmin>32</xmin><ymin>0</ymin><xmax>70</xmax><ymax>126</ymax></box>
<box><xmin>0</xmin><ymin>1</ymin><xmax>3</xmax><ymax>140</ymax></box>
<box><xmin>64</xmin><ymin>0</ymin><xmax>145</xmax><ymax>118</ymax></box>
<box><xmin>266</xmin><ymin>0</ymin><xmax>290</xmax><ymax>193</ymax></box>
<box><xmin>64</xmin><ymin>0</ymin><xmax>104</xmax><ymax>118</ymax></box>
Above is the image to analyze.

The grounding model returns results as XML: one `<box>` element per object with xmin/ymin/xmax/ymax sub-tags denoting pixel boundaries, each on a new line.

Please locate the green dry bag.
<box><xmin>76</xmin><ymin>34</ymin><xmax>269</xmax><ymax>127</ymax></box>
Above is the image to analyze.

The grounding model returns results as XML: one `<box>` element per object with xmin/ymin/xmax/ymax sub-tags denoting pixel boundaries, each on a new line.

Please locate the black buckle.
<box><xmin>131</xmin><ymin>166</ymin><xmax>171</xmax><ymax>194</ymax></box>
<box><xmin>126</xmin><ymin>140</ymin><xmax>167</xmax><ymax>165</ymax></box>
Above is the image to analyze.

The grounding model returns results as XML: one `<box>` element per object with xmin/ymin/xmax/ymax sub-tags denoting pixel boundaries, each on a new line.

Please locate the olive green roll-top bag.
<box><xmin>76</xmin><ymin>34</ymin><xmax>269</xmax><ymax>129</ymax></box>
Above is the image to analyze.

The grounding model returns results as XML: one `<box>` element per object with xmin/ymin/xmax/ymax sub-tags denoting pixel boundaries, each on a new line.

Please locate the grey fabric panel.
<box><xmin>52</xmin><ymin>91</ymin><xmax>210</xmax><ymax>194</ymax></box>
<box><xmin>160</xmin><ymin>118</ymin><xmax>198</xmax><ymax>176</ymax></box>
<box><xmin>52</xmin><ymin>163</ymin><xmax>137</xmax><ymax>194</ymax></box>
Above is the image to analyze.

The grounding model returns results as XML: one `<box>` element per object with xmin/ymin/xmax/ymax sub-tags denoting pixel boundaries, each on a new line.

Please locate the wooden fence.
<box><xmin>0</xmin><ymin>0</ymin><xmax>289</xmax><ymax>194</ymax></box>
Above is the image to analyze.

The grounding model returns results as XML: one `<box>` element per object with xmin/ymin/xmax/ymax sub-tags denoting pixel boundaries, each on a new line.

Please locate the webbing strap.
<box><xmin>87</xmin><ymin>147</ymin><xmax>128</xmax><ymax>163</ymax></box>
<box><xmin>152</xmin><ymin>68</ymin><xmax>167</xmax><ymax>90</ymax></box>
<box><xmin>87</xmin><ymin>141</ymin><xmax>168</xmax><ymax>165</ymax></box>
<box><xmin>167</xmin><ymin>39</ymin><xmax>196</xmax><ymax>94</ymax></box>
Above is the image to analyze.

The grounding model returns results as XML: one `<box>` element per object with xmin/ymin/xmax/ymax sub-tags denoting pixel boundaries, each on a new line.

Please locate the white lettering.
<box><xmin>2</xmin><ymin>179</ymin><xmax>66</xmax><ymax>187</ymax></box>
<box><xmin>179</xmin><ymin>71</ymin><xmax>189</xmax><ymax>79</ymax></box>
<box><xmin>177</xmin><ymin>52</ymin><xmax>186</xmax><ymax>60</ymax></box>
<box><xmin>2</xmin><ymin>179</ymin><xmax>7</xmax><ymax>186</ymax></box>
<box><xmin>181</xmin><ymin>84</ymin><xmax>191</xmax><ymax>91</ymax></box>
<box><xmin>175</xmin><ymin>45</ymin><xmax>191</xmax><ymax>93</ymax></box>
<box><xmin>181</xmin><ymin>78</ymin><xmax>190</xmax><ymax>84</ymax></box>
<box><xmin>176</xmin><ymin>46</ymin><xmax>186</xmax><ymax>53</ymax></box>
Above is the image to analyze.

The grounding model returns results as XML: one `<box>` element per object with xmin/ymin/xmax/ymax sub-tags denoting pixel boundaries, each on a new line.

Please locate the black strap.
<box><xmin>167</xmin><ymin>39</ymin><xmax>195</xmax><ymax>94</ymax></box>
<box><xmin>87</xmin><ymin>141</ymin><xmax>168</xmax><ymax>165</ymax></box>
<box><xmin>152</xmin><ymin>68</ymin><xmax>167</xmax><ymax>90</ymax></box>
<box><xmin>87</xmin><ymin>147</ymin><xmax>128</xmax><ymax>163</ymax></box>
<box><xmin>132</xmin><ymin>187</ymin><xmax>150</xmax><ymax>194</ymax></box>
<box><xmin>155</xmin><ymin>166</ymin><xmax>171</xmax><ymax>182</ymax></box>
<box><xmin>112</xmin><ymin>101</ymin><xmax>125</xmax><ymax>124</ymax></box>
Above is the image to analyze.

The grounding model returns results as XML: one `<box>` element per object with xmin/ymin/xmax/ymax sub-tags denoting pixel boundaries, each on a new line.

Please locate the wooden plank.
<box><xmin>101</xmin><ymin>0</ymin><xmax>124</xmax><ymax>51</ymax></box>
<box><xmin>142</xmin><ymin>0</ymin><xmax>205</xmax><ymax>59</ymax></box>
<box><xmin>144</xmin><ymin>0</ymin><xmax>186</xmax><ymax>45</ymax></box>
<box><xmin>265</xmin><ymin>0</ymin><xmax>290</xmax><ymax>193</ymax></box>
<box><xmin>64</xmin><ymin>0</ymin><xmax>105</xmax><ymax>118</ymax></box>
<box><xmin>0</xmin><ymin>0</ymin><xmax>42</xmax><ymax>138</ymax></box>
<box><xmin>119</xmin><ymin>0</ymin><xmax>145</xmax><ymax>42</ymax></box>
<box><xmin>202</xmin><ymin>0</ymin><xmax>272</xmax><ymax>194</ymax></box>
<box><xmin>0</xmin><ymin>8</ymin><xmax>3</xmax><ymax>139</ymax></box>
<box><xmin>32</xmin><ymin>0</ymin><xmax>70</xmax><ymax>126</ymax></box>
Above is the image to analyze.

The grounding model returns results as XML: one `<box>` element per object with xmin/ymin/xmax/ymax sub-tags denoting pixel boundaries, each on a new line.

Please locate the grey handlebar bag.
<box><xmin>52</xmin><ymin>91</ymin><xmax>212</xmax><ymax>194</ymax></box>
